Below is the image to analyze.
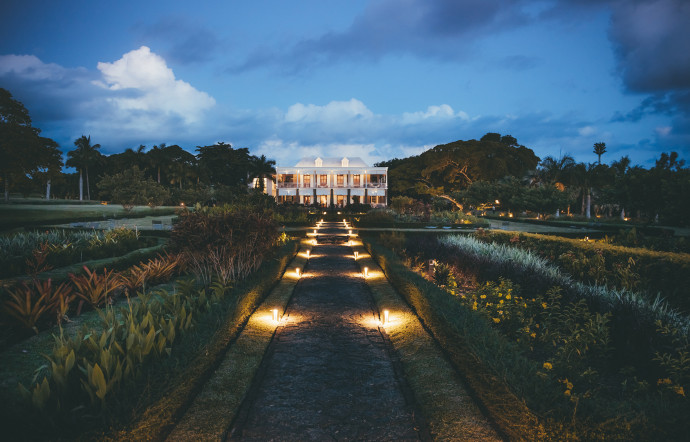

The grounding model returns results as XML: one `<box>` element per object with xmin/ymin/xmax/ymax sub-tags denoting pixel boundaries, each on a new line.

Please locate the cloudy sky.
<box><xmin>1</xmin><ymin>0</ymin><xmax>689</xmax><ymax>167</ymax></box>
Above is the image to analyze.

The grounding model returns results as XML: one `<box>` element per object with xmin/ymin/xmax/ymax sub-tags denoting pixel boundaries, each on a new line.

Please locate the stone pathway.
<box><xmin>229</xmin><ymin>223</ymin><xmax>423</xmax><ymax>441</ymax></box>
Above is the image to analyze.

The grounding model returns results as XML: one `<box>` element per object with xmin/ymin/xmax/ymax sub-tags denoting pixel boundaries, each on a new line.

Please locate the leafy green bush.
<box><xmin>170</xmin><ymin>206</ymin><xmax>278</xmax><ymax>286</ymax></box>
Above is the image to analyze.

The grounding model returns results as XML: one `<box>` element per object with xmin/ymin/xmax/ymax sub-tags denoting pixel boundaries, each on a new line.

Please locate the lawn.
<box><xmin>0</xmin><ymin>202</ymin><xmax>179</xmax><ymax>231</ymax></box>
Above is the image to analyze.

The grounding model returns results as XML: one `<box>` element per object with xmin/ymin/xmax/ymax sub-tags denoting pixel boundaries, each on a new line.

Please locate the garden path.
<box><xmin>228</xmin><ymin>222</ymin><xmax>425</xmax><ymax>441</ymax></box>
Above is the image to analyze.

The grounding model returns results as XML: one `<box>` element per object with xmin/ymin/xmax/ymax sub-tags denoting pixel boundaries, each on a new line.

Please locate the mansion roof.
<box><xmin>293</xmin><ymin>156</ymin><xmax>369</xmax><ymax>168</ymax></box>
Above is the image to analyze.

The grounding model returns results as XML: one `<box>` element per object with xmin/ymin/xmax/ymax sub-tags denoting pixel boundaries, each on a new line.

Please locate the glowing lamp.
<box><xmin>383</xmin><ymin>310</ymin><xmax>389</xmax><ymax>325</ymax></box>
<box><xmin>348</xmin><ymin>229</ymin><xmax>352</xmax><ymax>235</ymax></box>
<box><xmin>306</xmin><ymin>250</ymin><xmax>310</xmax><ymax>259</ymax></box>
<box><xmin>313</xmin><ymin>239</ymin><xmax>317</xmax><ymax>246</ymax></box>
<box><xmin>364</xmin><ymin>267</ymin><xmax>369</xmax><ymax>278</ymax></box>
<box><xmin>272</xmin><ymin>309</ymin><xmax>279</xmax><ymax>322</ymax></box>
<box><xmin>295</xmin><ymin>267</ymin><xmax>301</xmax><ymax>278</ymax></box>
<box><xmin>314</xmin><ymin>229</ymin><xmax>317</xmax><ymax>234</ymax></box>
<box><xmin>354</xmin><ymin>251</ymin><xmax>359</xmax><ymax>260</ymax></box>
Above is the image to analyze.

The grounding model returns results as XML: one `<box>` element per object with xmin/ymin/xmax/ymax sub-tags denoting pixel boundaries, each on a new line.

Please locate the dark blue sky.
<box><xmin>1</xmin><ymin>0</ymin><xmax>689</xmax><ymax>167</ymax></box>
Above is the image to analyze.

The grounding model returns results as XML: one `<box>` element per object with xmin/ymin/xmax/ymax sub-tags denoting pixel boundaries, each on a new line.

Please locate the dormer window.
<box><xmin>341</xmin><ymin>157</ymin><xmax>349</xmax><ymax>167</ymax></box>
<box><xmin>315</xmin><ymin>157</ymin><xmax>323</xmax><ymax>167</ymax></box>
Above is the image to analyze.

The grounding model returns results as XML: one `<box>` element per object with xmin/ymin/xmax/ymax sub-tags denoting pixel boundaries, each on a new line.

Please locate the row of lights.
<box><xmin>271</xmin><ymin>308</ymin><xmax>390</xmax><ymax>326</ymax></box>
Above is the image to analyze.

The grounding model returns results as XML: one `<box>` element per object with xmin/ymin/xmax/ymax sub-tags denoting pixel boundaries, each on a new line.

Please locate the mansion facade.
<box><xmin>268</xmin><ymin>157</ymin><xmax>388</xmax><ymax>207</ymax></box>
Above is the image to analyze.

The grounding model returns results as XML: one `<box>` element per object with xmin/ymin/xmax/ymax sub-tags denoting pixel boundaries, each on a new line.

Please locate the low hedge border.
<box><xmin>479</xmin><ymin>230</ymin><xmax>690</xmax><ymax>313</ymax></box>
<box><xmin>166</xmin><ymin>240</ymin><xmax>311</xmax><ymax>440</ymax></box>
<box><xmin>118</xmin><ymin>239</ymin><xmax>301</xmax><ymax>441</ymax></box>
<box><xmin>363</xmin><ymin>238</ymin><xmax>548</xmax><ymax>440</ymax></box>
<box><xmin>353</xmin><ymin>243</ymin><xmax>505</xmax><ymax>440</ymax></box>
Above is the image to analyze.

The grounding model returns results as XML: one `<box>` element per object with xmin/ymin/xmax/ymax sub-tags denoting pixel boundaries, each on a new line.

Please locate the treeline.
<box><xmin>378</xmin><ymin>133</ymin><xmax>689</xmax><ymax>226</ymax></box>
<box><xmin>0</xmin><ymin>88</ymin><xmax>275</xmax><ymax>205</ymax></box>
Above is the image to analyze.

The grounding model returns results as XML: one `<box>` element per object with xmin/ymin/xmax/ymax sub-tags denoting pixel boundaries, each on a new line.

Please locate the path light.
<box><xmin>314</xmin><ymin>229</ymin><xmax>317</xmax><ymax>235</ymax></box>
<box><xmin>383</xmin><ymin>310</ymin><xmax>389</xmax><ymax>325</ymax></box>
<box><xmin>313</xmin><ymin>239</ymin><xmax>317</xmax><ymax>246</ymax></box>
<box><xmin>295</xmin><ymin>267</ymin><xmax>301</xmax><ymax>278</ymax></box>
<box><xmin>348</xmin><ymin>229</ymin><xmax>352</xmax><ymax>235</ymax></box>
<box><xmin>364</xmin><ymin>267</ymin><xmax>369</xmax><ymax>278</ymax></box>
<box><xmin>272</xmin><ymin>309</ymin><xmax>279</xmax><ymax>322</ymax></box>
<box><xmin>354</xmin><ymin>251</ymin><xmax>359</xmax><ymax>260</ymax></box>
<box><xmin>306</xmin><ymin>250</ymin><xmax>310</xmax><ymax>259</ymax></box>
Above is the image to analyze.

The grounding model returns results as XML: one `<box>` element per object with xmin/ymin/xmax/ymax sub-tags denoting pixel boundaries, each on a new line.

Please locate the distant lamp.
<box><xmin>354</xmin><ymin>251</ymin><xmax>359</xmax><ymax>260</ymax></box>
<box><xmin>364</xmin><ymin>267</ymin><xmax>369</xmax><ymax>278</ymax></box>
<box><xmin>383</xmin><ymin>309</ymin><xmax>389</xmax><ymax>325</ymax></box>
<box><xmin>348</xmin><ymin>229</ymin><xmax>352</xmax><ymax>235</ymax></box>
<box><xmin>295</xmin><ymin>267</ymin><xmax>301</xmax><ymax>278</ymax></box>
<box><xmin>306</xmin><ymin>250</ymin><xmax>310</xmax><ymax>259</ymax></box>
<box><xmin>272</xmin><ymin>309</ymin><xmax>279</xmax><ymax>322</ymax></box>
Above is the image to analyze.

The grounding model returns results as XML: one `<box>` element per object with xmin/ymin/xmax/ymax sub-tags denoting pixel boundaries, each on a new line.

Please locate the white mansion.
<box><xmin>265</xmin><ymin>157</ymin><xmax>388</xmax><ymax>207</ymax></box>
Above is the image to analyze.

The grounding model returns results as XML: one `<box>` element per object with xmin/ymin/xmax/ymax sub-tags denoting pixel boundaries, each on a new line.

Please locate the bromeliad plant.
<box><xmin>70</xmin><ymin>267</ymin><xmax>122</xmax><ymax>312</ymax></box>
<box><xmin>2</xmin><ymin>279</ymin><xmax>73</xmax><ymax>333</ymax></box>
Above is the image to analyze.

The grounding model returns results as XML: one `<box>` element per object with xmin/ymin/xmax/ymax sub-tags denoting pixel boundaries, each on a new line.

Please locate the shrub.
<box><xmin>171</xmin><ymin>206</ymin><xmax>278</xmax><ymax>286</ymax></box>
<box><xmin>2</xmin><ymin>279</ymin><xmax>73</xmax><ymax>333</ymax></box>
<box><xmin>475</xmin><ymin>230</ymin><xmax>690</xmax><ymax>313</ymax></box>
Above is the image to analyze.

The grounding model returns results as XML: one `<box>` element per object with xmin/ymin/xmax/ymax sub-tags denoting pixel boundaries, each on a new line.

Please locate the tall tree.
<box><xmin>249</xmin><ymin>154</ymin><xmax>276</xmax><ymax>192</ymax></box>
<box><xmin>33</xmin><ymin>137</ymin><xmax>63</xmax><ymax>199</ymax></box>
<box><xmin>66</xmin><ymin>135</ymin><xmax>102</xmax><ymax>200</ymax></box>
<box><xmin>0</xmin><ymin>88</ymin><xmax>60</xmax><ymax>201</ymax></box>
<box><xmin>593</xmin><ymin>142</ymin><xmax>607</xmax><ymax>164</ymax></box>
<box><xmin>196</xmin><ymin>142</ymin><xmax>252</xmax><ymax>187</ymax></box>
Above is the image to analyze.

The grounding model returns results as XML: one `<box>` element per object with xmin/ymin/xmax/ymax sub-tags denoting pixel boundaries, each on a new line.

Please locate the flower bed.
<box><xmin>365</xmin><ymin>232</ymin><xmax>690</xmax><ymax>439</ymax></box>
<box><xmin>472</xmin><ymin>230</ymin><xmax>690</xmax><ymax>313</ymax></box>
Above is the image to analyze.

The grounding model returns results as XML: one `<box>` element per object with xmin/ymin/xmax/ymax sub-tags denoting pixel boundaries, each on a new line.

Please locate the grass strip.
<box><xmin>352</xmin><ymin>241</ymin><xmax>503</xmax><ymax>441</ymax></box>
<box><xmin>362</xmin><ymin>238</ymin><xmax>548</xmax><ymax>440</ymax></box>
<box><xmin>166</xmin><ymin>240</ymin><xmax>311</xmax><ymax>440</ymax></box>
<box><xmin>117</xmin><ymin>240</ymin><xmax>303</xmax><ymax>441</ymax></box>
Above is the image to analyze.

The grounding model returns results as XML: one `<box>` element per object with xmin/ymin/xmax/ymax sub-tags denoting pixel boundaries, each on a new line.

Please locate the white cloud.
<box><xmin>285</xmin><ymin>98</ymin><xmax>373</xmax><ymax>123</ymax></box>
<box><xmin>578</xmin><ymin>125</ymin><xmax>596</xmax><ymax>136</ymax></box>
<box><xmin>401</xmin><ymin>104</ymin><xmax>469</xmax><ymax>124</ymax></box>
<box><xmin>656</xmin><ymin>126</ymin><xmax>672</xmax><ymax>137</ymax></box>
<box><xmin>0</xmin><ymin>54</ymin><xmax>76</xmax><ymax>80</ymax></box>
<box><xmin>95</xmin><ymin>46</ymin><xmax>215</xmax><ymax>125</ymax></box>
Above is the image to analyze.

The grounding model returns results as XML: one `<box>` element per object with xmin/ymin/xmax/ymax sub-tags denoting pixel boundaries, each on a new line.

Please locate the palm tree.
<box><xmin>66</xmin><ymin>135</ymin><xmax>101</xmax><ymax>200</ymax></box>
<box><xmin>593</xmin><ymin>142</ymin><xmax>607</xmax><ymax>164</ymax></box>
<box><xmin>537</xmin><ymin>155</ymin><xmax>576</xmax><ymax>217</ymax></box>
<box><xmin>249</xmin><ymin>154</ymin><xmax>276</xmax><ymax>192</ymax></box>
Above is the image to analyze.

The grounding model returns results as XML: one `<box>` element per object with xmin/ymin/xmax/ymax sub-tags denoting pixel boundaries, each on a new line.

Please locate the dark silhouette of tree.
<box><xmin>66</xmin><ymin>135</ymin><xmax>102</xmax><ymax>200</ymax></box>
<box><xmin>593</xmin><ymin>142</ymin><xmax>607</xmax><ymax>164</ymax></box>
<box><xmin>250</xmin><ymin>154</ymin><xmax>276</xmax><ymax>192</ymax></box>
<box><xmin>0</xmin><ymin>88</ymin><xmax>60</xmax><ymax>201</ymax></box>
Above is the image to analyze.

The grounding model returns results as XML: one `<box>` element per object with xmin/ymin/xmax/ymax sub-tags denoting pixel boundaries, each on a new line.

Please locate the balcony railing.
<box><xmin>277</xmin><ymin>182</ymin><xmax>387</xmax><ymax>189</ymax></box>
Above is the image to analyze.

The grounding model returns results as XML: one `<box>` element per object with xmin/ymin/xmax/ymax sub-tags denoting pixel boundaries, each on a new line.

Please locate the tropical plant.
<box><xmin>70</xmin><ymin>267</ymin><xmax>121</xmax><ymax>311</ymax></box>
<box><xmin>2</xmin><ymin>279</ymin><xmax>73</xmax><ymax>333</ymax></box>
<box><xmin>66</xmin><ymin>135</ymin><xmax>102</xmax><ymax>201</ymax></box>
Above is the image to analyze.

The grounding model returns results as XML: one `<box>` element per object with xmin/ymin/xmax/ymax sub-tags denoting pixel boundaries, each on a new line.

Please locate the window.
<box><xmin>303</xmin><ymin>175</ymin><xmax>311</xmax><ymax>187</ymax></box>
<box><xmin>337</xmin><ymin>195</ymin><xmax>345</xmax><ymax>206</ymax></box>
<box><xmin>353</xmin><ymin>174</ymin><xmax>360</xmax><ymax>186</ymax></box>
<box><xmin>337</xmin><ymin>174</ymin><xmax>344</xmax><ymax>186</ymax></box>
<box><xmin>319</xmin><ymin>175</ymin><xmax>328</xmax><ymax>186</ymax></box>
<box><xmin>303</xmin><ymin>196</ymin><xmax>311</xmax><ymax>205</ymax></box>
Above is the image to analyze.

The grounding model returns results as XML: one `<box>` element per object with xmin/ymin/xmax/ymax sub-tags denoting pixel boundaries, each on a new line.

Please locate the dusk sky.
<box><xmin>1</xmin><ymin>0</ymin><xmax>689</xmax><ymax>168</ymax></box>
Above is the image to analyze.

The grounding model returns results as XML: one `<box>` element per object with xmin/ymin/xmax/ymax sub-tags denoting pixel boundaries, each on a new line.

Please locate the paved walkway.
<box><xmin>229</xmin><ymin>224</ymin><xmax>423</xmax><ymax>440</ymax></box>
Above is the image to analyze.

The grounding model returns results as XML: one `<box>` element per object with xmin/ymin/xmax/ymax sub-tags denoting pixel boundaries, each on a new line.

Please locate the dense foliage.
<box><xmin>369</xmin><ymin>233</ymin><xmax>690</xmax><ymax>439</ymax></box>
<box><xmin>377</xmin><ymin>133</ymin><xmax>539</xmax><ymax>204</ymax></box>
<box><xmin>473</xmin><ymin>230</ymin><xmax>690</xmax><ymax>314</ymax></box>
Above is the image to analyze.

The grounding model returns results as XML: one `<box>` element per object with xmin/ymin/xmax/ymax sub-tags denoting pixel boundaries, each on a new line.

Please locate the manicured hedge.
<box><xmin>477</xmin><ymin>230</ymin><xmax>690</xmax><ymax>313</ymax></box>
